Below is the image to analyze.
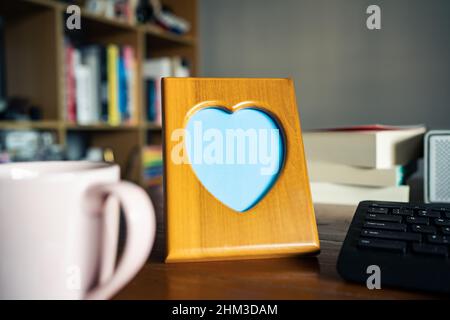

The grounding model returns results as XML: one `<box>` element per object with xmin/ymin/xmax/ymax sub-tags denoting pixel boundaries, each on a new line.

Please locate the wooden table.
<box><xmin>115</xmin><ymin>192</ymin><xmax>440</xmax><ymax>299</ymax></box>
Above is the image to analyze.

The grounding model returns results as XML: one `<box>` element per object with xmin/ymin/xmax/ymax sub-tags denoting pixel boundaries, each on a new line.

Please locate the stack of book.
<box><xmin>84</xmin><ymin>0</ymin><xmax>191</xmax><ymax>34</ymax></box>
<box><xmin>143</xmin><ymin>56</ymin><xmax>190</xmax><ymax>125</ymax></box>
<box><xmin>143</xmin><ymin>145</ymin><xmax>163</xmax><ymax>186</ymax></box>
<box><xmin>151</xmin><ymin>1</ymin><xmax>191</xmax><ymax>34</ymax></box>
<box><xmin>85</xmin><ymin>0</ymin><xmax>141</xmax><ymax>25</ymax></box>
<box><xmin>303</xmin><ymin>125</ymin><xmax>426</xmax><ymax>206</ymax></box>
<box><xmin>65</xmin><ymin>40</ymin><xmax>138</xmax><ymax>125</ymax></box>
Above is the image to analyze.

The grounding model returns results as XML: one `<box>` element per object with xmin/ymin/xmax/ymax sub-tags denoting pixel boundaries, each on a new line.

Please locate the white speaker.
<box><xmin>425</xmin><ymin>130</ymin><xmax>450</xmax><ymax>203</ymax></box>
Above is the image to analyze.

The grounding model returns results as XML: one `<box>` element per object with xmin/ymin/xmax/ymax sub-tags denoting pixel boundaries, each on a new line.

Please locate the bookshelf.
<box><xmin>0</xmin><ymin>0</ymin><xmax>198</xmax><ymax>186</ymax></box>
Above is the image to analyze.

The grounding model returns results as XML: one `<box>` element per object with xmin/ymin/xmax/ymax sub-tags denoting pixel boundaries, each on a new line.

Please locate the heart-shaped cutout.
<box><xmin>184</xmin><ymin>107</ymin><xmax>284</xmax><ymax>212</ymax></box>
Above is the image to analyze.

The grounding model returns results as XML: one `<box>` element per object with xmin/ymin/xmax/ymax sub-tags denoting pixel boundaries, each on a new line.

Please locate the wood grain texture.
<box><xmin>115</xmin><ymin>200</ymin><xmax>441</xmax><ymax>299</ymax></box>
<box><xmin>5</xmin><ymin>6</ymin><xmax>60</xmax><ymax>120</ymax></box>
<box><xmin>162</xmin><ymin>78</ymin><xmax>320</xmax><ymax>262</ymax></box>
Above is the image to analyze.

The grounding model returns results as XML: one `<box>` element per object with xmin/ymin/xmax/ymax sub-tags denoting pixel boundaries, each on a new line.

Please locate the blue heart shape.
<box><xmin>185</xmin><ymin>107</ymin><xmax>284</xmax><ymax>212</ymax></box>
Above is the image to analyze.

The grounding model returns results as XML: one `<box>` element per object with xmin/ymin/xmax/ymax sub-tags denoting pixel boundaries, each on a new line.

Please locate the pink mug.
<box><xmin>0</xmin><ymin>161</ymin><xmax>156</xmax><ymax>299</ymax></box>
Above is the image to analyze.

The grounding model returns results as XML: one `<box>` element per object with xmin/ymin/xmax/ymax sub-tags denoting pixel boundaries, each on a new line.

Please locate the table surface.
<box><xmin>115</xmin><ymin>192</ymin><xmax>441</xmax><ymax>300</ymax></box>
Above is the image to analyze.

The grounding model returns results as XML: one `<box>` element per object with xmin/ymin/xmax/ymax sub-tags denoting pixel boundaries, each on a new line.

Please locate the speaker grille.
<box><xmin>430</xmin><ymin>136</ymin><xmax>450</xmax><ymax>202</ymax></box>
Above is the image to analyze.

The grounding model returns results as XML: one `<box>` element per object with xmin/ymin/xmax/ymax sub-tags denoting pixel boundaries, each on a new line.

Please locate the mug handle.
<box><xmin>84</xmin><ymin>181</ymin><xmax>156</xmax><ymax>300</ymax></box>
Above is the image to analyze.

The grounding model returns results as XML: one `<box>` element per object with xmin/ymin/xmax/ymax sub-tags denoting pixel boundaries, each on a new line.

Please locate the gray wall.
<box><xmin>199</xmin><ymin>0</ymin><xmax>450</xmax><ymax>130</ymax></box>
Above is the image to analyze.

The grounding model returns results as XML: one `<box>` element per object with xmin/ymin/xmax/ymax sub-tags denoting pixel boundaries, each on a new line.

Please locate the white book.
<box><xmin>74</xmin><ymin>50</ymin><xmax>93</xmax><ymax>125</ymax></box>
<box><xmin>143</xmin><ymin>57</ymin><xmax>173</xmax><ymax>79</ymax></box>
<box><xmin>307</xmin><ymin>161</ymin><xmax>410</xmax><ymax>187</ymax></box>
<box><xmin>172</xmin><ymin>57</ymin><xmax>190</xmax><ymax>77</ymax></box>
<box><xmin>303</xmin><ymin>125</ymin><xmax>425</xmax><ymax>169</ymax></box>
<box><xmin>310</xmin><ymin>182</ymin><xmax>410</xmax><ymax>206</ymax></box>
<box><xmin>83</xmin><ymin>47</ymin><xmax>101</xmax><ymax>123</ymax></box>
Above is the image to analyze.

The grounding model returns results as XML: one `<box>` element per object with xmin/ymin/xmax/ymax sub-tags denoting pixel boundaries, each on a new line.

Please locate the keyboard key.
<box><xmin>358</xmin><ymin>238</ymin><xmax>406</xmax><ymax>253</ymax></box>
<box><xmin>392</xmin><ymin>208</ymin><xmax>401</xmax><ymax>215</ymax></box>
<box><xmin>365</xmin><ymin>213</ymin><xmax>402</xmax><ymax>223</ymax></box>
<box><xmin>418</xmin><ymin>210</ymin><xmax>441</xmax><ymax>218</ymax></box>
<box><xmin>370</xmin><ymin>204</ymin><xmax>399</xmax><ymax>209</ymax></box>
<box><xmin>411</xmin><ymin>225</ymin><xmax>437</xmax><ymax>234</ymax></box>
<box><xmin>434</xmin><ymin>218</ymin><xmax>450</xmax><ymax>227</ymax></box>
<box><xmin>368</xmin><ymin>207</ymin><xmax>389</xmax><ymax>214</ymax></box>
<box><xmin>361</xmin><ymin>229</ymin><xmax>421</xmax><ymax>242</ymax></box>
<box><xmin>363</xmin><ymin>221</ymin><xmax>407</xmax><ymax>232</ymax></box>
<box><xmin>428</xmin><ymin>235</ymin><xmax>450</xmax><ymax>245</ymax></box>
<box><xmin>445</xmin><ymin>212</ymin><xmax>450</xmax><ymax>219</ymax></box>
<box><xmin>432</xmin><ymin>207</ymin><xmax>450</xmax><ymax>213</ymax></box>
<box><xmin>406</xmin><ymin>216</ymin><xmax>429</xmax><ymax>225</ymax></box>
<box><xmin>396</xmin><ymin>208</ymin><xmax>413</xmax><ymax>216</ymax></box>
<box><xmin>412</xmin><ymin>243</ymin><xmax>448</xmax><ymax>257</ymax></box>
<box><xmin>442</xmin><ymin>227</ymin><xmax>450</xmax><ymax>235</ymax></box>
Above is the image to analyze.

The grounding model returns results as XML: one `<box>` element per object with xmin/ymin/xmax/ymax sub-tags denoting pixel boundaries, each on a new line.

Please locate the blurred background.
<box><xmin>200</xmin><ymin>0</ymin><xmax>450</xmax><ymax>130</ymax></box>
<box><xmin>0</xmin><ymin>0</ymin><xmax>448</xmax><ymax>205</ymax></box>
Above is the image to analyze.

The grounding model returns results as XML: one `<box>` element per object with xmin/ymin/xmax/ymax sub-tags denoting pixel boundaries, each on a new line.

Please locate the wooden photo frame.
<box><xmin>162</xmin><ymin>78</ymin><xmax>319</xmax><ymax>262</ymax></box>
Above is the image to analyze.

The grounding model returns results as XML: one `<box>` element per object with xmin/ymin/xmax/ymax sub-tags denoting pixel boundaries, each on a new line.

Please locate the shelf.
<box><xmin>76</xmin><ymin>7</ymin><xmax>195</xmax><ymax>47</ymax></box>
<box><xmin>65</xmin><ymin>122</ymin><xmax>163</xmax><ymax>131</ymax></box>
<box><xmin>0</xmin><ymin>120</ymin><xmax>60</xmax><ymax>130</ymax></box>
<box><xmin>140</xmin><ymin>25</ymin><xmax>196</xmax><ymax>47</ymax></box>
<box><xmin>65</xmin><ymin>122</ymin><xmax>140</xmax><ymax>131</ymax></box>
<box><xmin>14</xmin><ymin>0</ymin><xmax>194</xmax><ymax>48</ymax></box>
<box><xmin>80</xmin><ymin>9</ymin><xmax>138</xmax><ymax>33</ymax></box>
<box><xmin>145</xmin><ymin>122</ymin><xmax>163</xmax><ymax>130</ymax></box>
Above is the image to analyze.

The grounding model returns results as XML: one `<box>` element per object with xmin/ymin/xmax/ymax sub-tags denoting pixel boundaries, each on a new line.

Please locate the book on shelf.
<box><xmin>303</xmin><ymin>124</ymin><xmax>426</xmax><ymax>169</ymax></box>
<box><xmin>82</xmin><ymin>46</ymin><xmax>102</xmax><ymax>123</ymax></box>
<box><xmin>310</xmin><ymin>182</ymin><xmax>410</xmax><ymax>206</ymax></box>
<box><xmin>73</xmin><ymin>50</ymin><xmax>93</xmax><ymax>125</ymax></box>
<box><xmin>107</xmin><ymin>44</ymin><xmax>120</xmax><ymax>125</ymax></box>
<box><xmin>84</xmin><ymin>0</ymin><xmax>191</xmax><ymax>35</ymax></box>
<box><xmin>64</xmin><ymin>41</ymin><xmax>76</xmax><ymax>122</ymax></box>
<box><xmin>153</xmin><ymin>2</ymin><xmax>191</xmax><ymax>35</ymax></box>
<box><xmin>143</xmin><ymin>145</ymin><xmax>163</xmax><ymax>186</ymax></box>
<box><xmin>64</xmin><ymin>40</ymin><xmax>137</xmax><ymax>126</ymax></box>
<box><xmin>123</xmin><ymin>46</ymin><xmax>138</xmax><ymax>123</ymax></box>
<box><xmin>307</xmin><ymin>161</ymin><xmax>416</xmax><ymax>187</ymax></box>
<box><xmin>85</xmin><ymin>0</ymin><xmax>138</xmax><ymax>24</ymax></box>
<box><xmin>143</xmin><ymin>56</ymin><xmax>190</xmax><ymax>125</ymax></box>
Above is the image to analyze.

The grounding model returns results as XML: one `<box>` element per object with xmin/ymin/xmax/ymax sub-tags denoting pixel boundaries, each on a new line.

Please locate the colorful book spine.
<box><xmin>65</xmin><ymin>42</ymin><xmax>76</xmax><ymax>122</ymax></box>
<box><xmin>107</xmin><ymin>44</ymin><xmax>120</xmax><ymax>125</ymax></box>
<box><xmin>99</xmin><ymin>46</ymin><xmax>108</xmax><ymax>122</ymax></box>
<box><xmin>143</xmin><ymin>145</ymin><xmax>163</xmax><ymax>186</ymax></box>
<box><xmin>118</xmin><ymin>52</ymin><xmax>128</xmax><ymax>121</ymax></box>
<box><xmin>146</xmin><ymin>79</ymin><xmax>156</xmax><ymax>121</ymax></box>
<box><xmin>65</xmin><ymin>42</ymin><xmax>140</xmax><ymax>126</ymax></box>
<box><xmin>123</xmin><ymin>46</ymin><xmax>137</xmax><ymax>124</ymax></box>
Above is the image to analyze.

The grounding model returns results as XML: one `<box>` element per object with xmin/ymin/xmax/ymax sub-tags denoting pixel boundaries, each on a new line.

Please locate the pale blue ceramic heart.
<box><xmin>185</xmin><ymin>107</ymin><xmax>284</xmax><ymax>212</ymax></box>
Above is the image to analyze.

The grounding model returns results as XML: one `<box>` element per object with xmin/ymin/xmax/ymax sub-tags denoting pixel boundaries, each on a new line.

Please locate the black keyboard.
<box><xmin>337</xmin><ymin>201</ymin><xmax>450</xmax><ymax>293</ymax></box>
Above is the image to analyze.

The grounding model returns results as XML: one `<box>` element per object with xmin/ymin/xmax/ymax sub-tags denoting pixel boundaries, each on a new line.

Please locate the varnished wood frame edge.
<box><xmin>162</xmin><ymin>78</ymin><xmax>320</xmax><ymax>263</ymax></box>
